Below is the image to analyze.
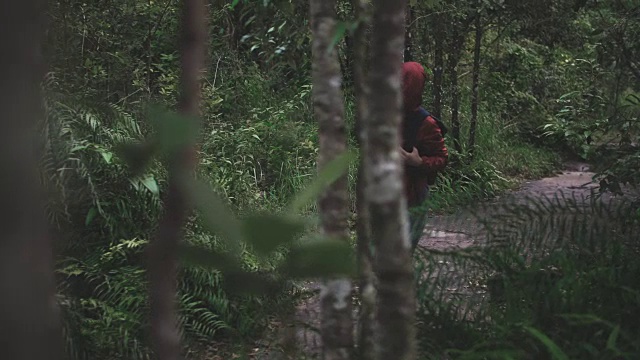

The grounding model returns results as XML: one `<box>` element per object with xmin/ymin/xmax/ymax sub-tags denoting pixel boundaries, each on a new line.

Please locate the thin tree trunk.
<box><xmin>468</xmin><ymin>6</ymin><xmax>482</xmax><ymax>160</ymax></box>
<box><xmin>0</xmin><ymin>1</ymin><xmax>63</xmax><ymax>359</ymax></box>
<box><xmin>345</xmin><ymin>33</ymin><xmax>354</xmax><ymax>87</ymax></box>
<box><xmin>368</xmin><ymin>0</ymin><xmax>416</xmax><ymax>359</ymax></box>
<box><xmin>146</xmin><ymin>0</ymin><xmax>153</xmax><ymax>94</ymax></box>
<box><xmin>433</xmin><ymin>12</ymin><xmax>444</xmax><ymax>119</ymax></box>
<box><xmin>352</xmin><ymin>0</ymin><xmax>376</xmax><ymax>358</ymax></box>
<box><xmin>309</xmin><ymin>1</ymin><xmax>353</xmax><ymax>359</ymax></box>
<box><xmin>448</xmin><ymin>26</ymin><xmax>463</xmax><ymax>156</ymax></box>
<box><xmin>404</xmin><ymin>5</ymin><xmax>414</xmax><ymax>62</ymax></box>
<box><xmin>148</xmin><ymin>1</ymin><xmax>207</xmax><ymax>359</ymax></box>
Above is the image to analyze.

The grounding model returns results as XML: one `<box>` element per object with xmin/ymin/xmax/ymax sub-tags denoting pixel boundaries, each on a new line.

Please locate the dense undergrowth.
<box><xmin>415</xmin><ymin>195</ymin><xmax>640</xmax><ymax>359</ymax></box>
<box><xmin>42</xmin><ymin>64</ymin><xmax>559</xmax><ymax>359</ymax></box>
<box><xmin>42</xmin><ymin>0</ymin><xmax>639</xmax><ymax>358</ymax></box>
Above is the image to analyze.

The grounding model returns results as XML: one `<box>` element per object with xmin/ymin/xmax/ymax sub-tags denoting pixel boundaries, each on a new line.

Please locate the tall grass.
<box><xmin>426</xmin><ymin>105</ymin><xmax>561</xmax><ymax>213</ymax></box>
<box><xmin>414</xmin><ymin>193</ymin><xmax>640</xmax><ymax>359</ymax></box>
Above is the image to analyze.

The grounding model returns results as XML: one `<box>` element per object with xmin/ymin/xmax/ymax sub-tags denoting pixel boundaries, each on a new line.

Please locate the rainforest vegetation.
<box><xmin>1</xmin><ymin>0</ymin><xmax>640</xmax><ymax>359</ymax></box>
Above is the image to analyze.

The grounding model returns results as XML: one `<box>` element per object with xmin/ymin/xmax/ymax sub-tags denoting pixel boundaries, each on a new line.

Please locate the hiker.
<box><xmin>400</xmin><ymin>61</ymin><xmax>449</xmax><ymax>252</ymax></box>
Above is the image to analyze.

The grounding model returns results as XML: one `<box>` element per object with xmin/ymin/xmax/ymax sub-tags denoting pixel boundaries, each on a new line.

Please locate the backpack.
<box><xmin>402</xmin><ymin>107</ymin><xmax>448</xmax><ymax>152</ymax></box>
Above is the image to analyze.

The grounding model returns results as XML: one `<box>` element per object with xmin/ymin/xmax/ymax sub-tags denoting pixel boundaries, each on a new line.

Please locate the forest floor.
<box><xmin>204</xmin><ymin>161</ymin><xmax>637</xmax><ymax>359</ymax></box>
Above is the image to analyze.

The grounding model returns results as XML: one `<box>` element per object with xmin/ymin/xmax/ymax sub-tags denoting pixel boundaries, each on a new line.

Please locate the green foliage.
<box><xmin>43</xmin><ymin>0</ymin><xmax>640</xmax><ymax>358</ymax></box>
<box><xmin>43</xmin><ymin>75</ymin><xmax>346</xmax><ymax>359</ymax></box>
<box><xmin>200</xmin><ymin>73</ymin><xmax>317</xmax><ymax>209</ymax></box>
<box><xmin>41</xmin><ymin>80</ymin><xmax>163</xmax><ymax>244</ymax></box>
<box><xmin>414</xmin><ymin>195</ymin><xmax>640</xmax><ymax>359</ymax></box>
<box><xmin>426</xmin><ymin>109</ymin><xmax>560</xmax><ymax>212</ymax></box>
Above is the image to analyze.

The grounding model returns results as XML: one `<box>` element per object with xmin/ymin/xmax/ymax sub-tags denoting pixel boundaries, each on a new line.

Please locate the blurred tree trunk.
<box><xmin>352</xmin><ymin>0</ymin><xmax>377</xmax><ymax>358</ymax></box>
<box><xmin>367</xmin><ymin>0</ymin><xmax>416</xmax><ymax>359</ymax></box>
<box><xmin>0</xmin><ymin>1</ymin><xmax>63</xmax><ymax>359</ymax></box>
<box><xmin>148</xmin><ymin>0</ymin><xmax>207</xmax><ymax>359</ymax></box>
<box><xmin>468</xmin><ymin>3</ymin><xmax>483</xmax><ymax>160</ymax></box>
<box><xmin>309</xmin><ymin>0</ymin><xmax>353</xmax><ymax>359</ymax></box>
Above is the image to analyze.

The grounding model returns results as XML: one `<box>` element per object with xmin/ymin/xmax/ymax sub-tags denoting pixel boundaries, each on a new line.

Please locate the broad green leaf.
<box><xmin>241</xmin><ymin>213</ymin><xmax>308</xmax><ymax>255</ymax></box>
<box><xmin>85</xmin><ymin>207</ymin><xmax>98</xmax><ymax>226</ymax></box>
<box><xmin>149</xmin><ymin>105</ymin><xmax>200</xmax><ymax>156</ymax></box>
<box><xmin>329</xmin><ymin>22</ymin><xmax>349</xmax><ymax>52</ymax></box>
<box><xmin>178</xmin><ymin>243</ymin><xmax>242</xmax><ymax>273</ymax></box>
<box><xmin>100</xmin><ymin>150</ymin><xmax>113</xmax><ymax>164</ymax></box>
<box><xmin>276</xmin><ymin>1</ymin><xmax>294</xmax><ymax>15</ymax></box>
<box><xmin>231</xmin><ymin>0</ymin><xmax>241</xmax><ymax>9</ymax></box>
<box><xmin>181</xmin><ymin>242</ymin><xmax>280</xmax><ymax>295</ymax></box>
<box><xmin>283</xmin><ymin>238</ymin><xmax>355</xmax><ymax>279</ymax></box>
<box><xmin>426</xmin><ymin>0</ymin><xmax>440</xmax><ymax>7</ymax></box>
<box><xmin>140</xmin><ymin>175</ymin><xmax>159</xmax><ymax>195</ymax></box>
<box><xmin>524</xmin><ymin>326</ymin><xmax>569</xmax><ymax>360</ymax></box>
<box><xmin>183</xmin><ymin>178</ymin><xmax>243</xmax><ymax>254</ymax></box>
<box><xmin>606</xmin><ymin>325</ymin><xmax>621</xmax><ymax>353</ymax></box>
<box><xmin>222</xmin><ymin>271</ymin><xmax>281</xmax><ymax>295</ymax></box>
<box><xmin>115</xmin><ymin>141</ymin><xmax>156</xmax><ymax>176</ymax></box>
<box><xmin>288</xmin><ymin>150</ymin><xmax>354</xmax><ymax>213</ymax></box>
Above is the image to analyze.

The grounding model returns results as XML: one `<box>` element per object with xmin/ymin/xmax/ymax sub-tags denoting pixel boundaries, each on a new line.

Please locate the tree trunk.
<box><xmin>309</xmin><ymin>1</ymin><xmax>353</xmax><ymax>359</ymax></box>
<box><xmin>148</xmin><ymin>1</ymin><xmax>207</xmax><ymax>359</ymax></box>
<box><xmin>404</xmin><ymin>5</ymin><xmax>414</xmax><ymax>62</ymax></box>
<box><xmin>433</xmin><ymin>11</ymin><xmax>444</xmax><ymax>119</ymax></box>
<box><xmin>352</xmin><ymin>0</ymin><xmax>376</xmax><ymax>358</ymax></box>
<box><xmin>368</xmin><ymin>0</ymin><xmax>416</xmax><ymax>359</ymax></box>
<box><xmin>0</xmin><ymin>1</ymin><xmax>63</xmax><ymax>359</ymax></box>
<box><xmin>448</xmin><ymin>26</ymin><xmax>463</xmax><ymax>156</ymax></box>
<box><xmin>468</xmin><ymin>6</ymin><xmax>482</xmax><ymax>160</ymax></box>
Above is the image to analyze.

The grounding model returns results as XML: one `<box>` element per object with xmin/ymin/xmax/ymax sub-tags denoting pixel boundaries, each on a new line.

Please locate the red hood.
<box><xmin>402</xmin><ymin>62</ymin><xmax>426</xmax><ymax>113</ymax></box>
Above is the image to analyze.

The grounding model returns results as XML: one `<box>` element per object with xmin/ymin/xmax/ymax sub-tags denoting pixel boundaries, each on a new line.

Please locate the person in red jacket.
<box><xmin>400</xmin><ymin>62</ymin><xmax>448</xmax><ymax>252</ymax></box>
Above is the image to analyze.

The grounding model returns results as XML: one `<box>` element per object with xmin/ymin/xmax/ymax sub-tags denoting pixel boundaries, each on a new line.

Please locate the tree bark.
<box><xmin>309</xmin><ymin>1</ymin><xmax>353</xmax><ymax>359</ymax></box>
<box><xmin>148</xmin><ymin>1</ymin><xmax>207</xmax><ymax>359</ymax></box>
<box><xmin>352</xmin><ymin>0</ymin><xmax>376</xmax><ymax>358</ymax></box>
<box><xmin>0</xmin><ymin>1</ymin><xmax>63</xmax><ymax>359</ymax></box>
<box><xmin>368</xmin><ymin>0</ymin><xmax>416</xmax><ymax>359</ymax></box>
<box><xmin>404</xmin><ymin>5</ymin><xmax>414</xmax><ymax>62</ymax></box>
<box><xmin>468</xmin><ymin>5</ymin><xmax>483</xmax><ymax>160</ymax></box>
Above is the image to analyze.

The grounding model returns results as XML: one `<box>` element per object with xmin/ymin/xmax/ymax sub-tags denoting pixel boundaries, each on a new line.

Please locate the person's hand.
<box><xmin>400</xmin><ymin>147</ymin><xmax>422</xmax><ymax>166</ymax></box>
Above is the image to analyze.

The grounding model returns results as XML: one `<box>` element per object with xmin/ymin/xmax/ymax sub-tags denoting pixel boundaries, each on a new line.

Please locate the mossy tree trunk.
<box><xmin>310</xmin><ymin>0</ymin><xmax>353</xmax><ymax>359</ymax></box>
<box><xmin>367</xmin><ymin>0</ymin><xmax>417</xmax><ymax>358</ymax></box>
<box><xmin>352</xmin><ymin>0</ymin><xmax>377</xmax><ymax>358</ymax></box>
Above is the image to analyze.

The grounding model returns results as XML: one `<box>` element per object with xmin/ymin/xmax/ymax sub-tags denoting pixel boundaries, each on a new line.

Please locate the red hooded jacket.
<box><xmin>402</xmin><ymin>62</ymin><xmax>448</xmax><ymax>207</ymax></box>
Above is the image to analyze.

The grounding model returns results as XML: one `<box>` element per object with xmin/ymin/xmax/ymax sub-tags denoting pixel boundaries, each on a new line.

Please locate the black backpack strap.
<box><xmin>403</xmin><ymin>107</ymin><xmax>448</xmax><ymax>151</ymax></box>
<box><xmin>402</xmin><ymin>107</ymin><xmax>449</xmax><ymax>151</ymax></box>
<box><xmin>402</xmin><ymin>109</ymin><xmax>426</xmax><ymax>151</ymax></box>
<box><xmin>420</xmin><ymin>108</ymin><xmax>448</xmax><ymax>138</ymax></box>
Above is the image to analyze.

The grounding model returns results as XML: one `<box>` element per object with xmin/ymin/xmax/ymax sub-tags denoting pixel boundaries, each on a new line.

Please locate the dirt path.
<box><xmin>419</xmin><ymin>161</ymin><xmax>603</xmax><ymax>251</ymax></box>
<box><xmin>258</xmin><ymin>161</ymin><xmax>636</xmax><ymax>359</ymax></box>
